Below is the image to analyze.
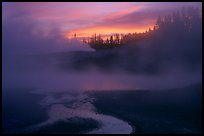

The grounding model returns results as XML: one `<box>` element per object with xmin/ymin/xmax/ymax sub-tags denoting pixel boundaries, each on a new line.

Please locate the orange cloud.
<box><xmin>65</xmin><ymin>22</ymin><xmax>155</xmax><ymax>39</ymax></box>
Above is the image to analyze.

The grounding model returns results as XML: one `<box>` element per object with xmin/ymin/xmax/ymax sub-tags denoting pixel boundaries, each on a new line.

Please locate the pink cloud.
<box><xmin>3</xmin><ymin>2</ymin><xmax>201</xmax><ymax>38</ymax></box>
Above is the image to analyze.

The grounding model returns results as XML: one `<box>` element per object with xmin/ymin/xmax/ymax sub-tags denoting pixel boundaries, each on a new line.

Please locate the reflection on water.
<box><xmin>8</xmin><ymin>90</ymin><xmax>133</xmax><ymax>134</ymax></box>
<box><xmin>2</xmin><ymin>51</ymin><xmax>201</xmax><ymax>134</ymax></box>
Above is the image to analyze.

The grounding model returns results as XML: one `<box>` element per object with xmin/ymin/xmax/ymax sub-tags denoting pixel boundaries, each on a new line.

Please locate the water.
<box><xmin>2</xmin><ymin>51</ymin><xmax>201</xmax><ymax>134</ymax></box>
<box><xmin>3</xmin><ymin>89</ymin><xmax>133</xmax><ymax>134</ymax></box>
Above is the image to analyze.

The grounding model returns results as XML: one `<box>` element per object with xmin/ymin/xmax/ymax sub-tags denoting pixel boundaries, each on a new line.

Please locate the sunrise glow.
<box><xmin>2</xmin><ymin>2</ymin><xmax>202</xmax><ymax>134</ymax></box>
<box><xmin>66</xmin><ymin>24</ymin><xmax>155</xmax><ymax>39</ymax></box>
<box><xmin>3</xmin><ymin>2</ymin><xmax>201</xmax><ymax>41</ymax></box>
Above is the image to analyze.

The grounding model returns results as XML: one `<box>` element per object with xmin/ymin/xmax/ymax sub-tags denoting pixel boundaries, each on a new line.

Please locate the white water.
<box><xmin>22</xmin><ymin>91</ymin><xmax>133</xmax><ymax>134</ymax></box>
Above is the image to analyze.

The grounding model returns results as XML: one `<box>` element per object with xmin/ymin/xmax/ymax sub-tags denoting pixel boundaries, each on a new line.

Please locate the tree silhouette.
<box><xmin>86</xmin><ymin>6</ymin><xmax>201</xmax><ymax>51</ymax></box>
<box><xmin>106</xmin><ymin>38</ymin><xmax>109</xmax><ymax>44</ymax></box>
<box><xmin>156</xmin><ymin>15</ymin><xmax>163</xmax><ymax>29</ymax></box>
<box><xmin>110</xmin><ymin>35</ymin><xmax>113</xmax><ymax>44</ymax></box>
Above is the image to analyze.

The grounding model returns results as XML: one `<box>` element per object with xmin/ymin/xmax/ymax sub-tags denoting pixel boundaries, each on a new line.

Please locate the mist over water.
<box><xmin>2</xmin><ymin>3</ymin><xmax>202</xmax><ymax>133</ymax></box>
<box><xmin>3</xmin><ymin>50</ymin><xmax>202</xmax><ymax>93</ymax></box>
<box><xmin>2</xmin><ymin>40</ymin><xmax>202</xmax><ymax>93</ymax></box>
<box><xmin>3</xmin><ymin>4</ymin><xmax>202</xmax><ymax>93</ymax></box>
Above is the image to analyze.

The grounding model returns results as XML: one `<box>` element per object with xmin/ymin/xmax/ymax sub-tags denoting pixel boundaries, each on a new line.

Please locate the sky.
<box><xmin>2</xmin><ymin>2</ymin><xmax>201</xmax><ymax>39</ymax></box>
<box><xmin>2</xmin><ymin>2</ymin><xmax>202</xmax><ymax>95</ymax></box>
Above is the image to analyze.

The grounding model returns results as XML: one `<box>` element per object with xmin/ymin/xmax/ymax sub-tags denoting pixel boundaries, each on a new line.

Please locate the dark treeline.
<box><xmin>83</xmin><ymin>29</ymin><xmax>156</xmax><ymax>50</ymax></box>
<box><xmin>66</xmin><ymin>6</ymin><xmax>201</xmax><ymax>75</ymax></box>
<box><xmin>146</xmin><ymin>6</ymin><xmax>202</xmax><ymax>72</ymax></box>
<box><xmin>83</xmin><ymin>6</ymin><xmax>201</xmax><ymax>51</ymax></box>
<box><xmin>83</xmin><ymin>33</ymin><xmax>122</xmax><ymax>50</ymax></box>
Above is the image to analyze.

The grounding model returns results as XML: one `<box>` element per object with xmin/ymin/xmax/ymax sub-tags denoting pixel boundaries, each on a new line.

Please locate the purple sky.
<box><xmin>2</xmin><ymin>2</ymin><xmax>201</xmax><ymax>39</ymax></box>
<box><xmin>2</xmin><ymin>2</ymin><xmax>202</xmax><ymax>91</ymax></box>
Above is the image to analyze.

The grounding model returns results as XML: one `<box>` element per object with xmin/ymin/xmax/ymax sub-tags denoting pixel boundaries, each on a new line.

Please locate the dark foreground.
<box><xmin>87</xmin><ymin>83</ymin><xmax>202</xmax><ymax>134</ymax></box>
<box><xmin>2</xmin><ymin>83</ymin><xmax>202</xmax><ymax>134</ymax></box>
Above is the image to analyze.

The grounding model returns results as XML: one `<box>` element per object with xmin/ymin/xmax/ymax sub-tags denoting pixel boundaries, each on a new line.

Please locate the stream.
<box><xmin>20</xmin><ymin>90</ymin><xmax>133</xmax><ymax>134</ymax></box>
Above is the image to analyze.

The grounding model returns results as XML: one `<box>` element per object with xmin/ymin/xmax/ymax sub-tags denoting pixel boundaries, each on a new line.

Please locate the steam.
<box><xmin>2</xmin><ymin>6</ymin><xmax>202</xmax><ymax>93</ymax></box>
<box><xmin>2</xmin><ymin>8</ymin><xmax>93</xmax><ymax>56</ymax></box>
